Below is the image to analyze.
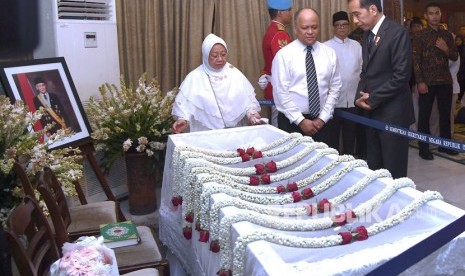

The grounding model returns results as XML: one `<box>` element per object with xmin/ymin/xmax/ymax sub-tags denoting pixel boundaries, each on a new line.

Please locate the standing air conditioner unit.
<box><xmin>34</xmin><ymin>0</ymin><xmax>128</xmax><ymax>202</ymax></box>
<box><xmin>35</xmin><ymin>0</ymin><xmax>120</xmax><ymax>101</ymax></box>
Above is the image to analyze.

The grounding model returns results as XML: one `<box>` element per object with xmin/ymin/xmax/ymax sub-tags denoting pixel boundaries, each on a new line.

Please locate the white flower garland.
<box><xmin>192</xmin><ymin>159</ymin><xmax>367</xmax><ymax>230</ymax></box>
<box><xmin>187</xmin><ymin>142</ymin><xmax>328</xmax><ymax>181</ymax></box>
<box><xmin>171</xmin><ymin>135</ymin><xmax>313</xmax><ymax>200</ymax></box>
<box><xmin>258</xmin><ymin>136</ymin><xmax>314</xmax><ymax>158</ymax></box>
<box><xmin>177</xmin><ymin>146</ymin><xmax>343</xmax><ymax>226</ymax></box>
<box><xmin>212</xmin><ymin>170</ymin><xmax>406</xmax><ymax>242</ymax></box>
<box><xmin>216</xmin><ymin>174</ymin><xmax>412</xmax><ymax>267</ymax></box>
<box><xmin>228</xmin><ymin>190</ymin><xmax>443</xmax><ymax>275</ymax></box>
<box><xmin>176</xmin><ymin>132</ymin><xmax>304</xmax><ymax>158</ymax></box>
<box><xmin>328</xmin><ymin>169</ymin><xmax>392</xmax><ymax>205</ymax></box>
<box><xmin>189</xmin><ymin>147</ymin><xmax>338</xmax><ymax>197</ymax></box>
<box><xmin>201</xmin><ymin>155</ymin><xmax>363</xmax><ymax>233</ymax></box>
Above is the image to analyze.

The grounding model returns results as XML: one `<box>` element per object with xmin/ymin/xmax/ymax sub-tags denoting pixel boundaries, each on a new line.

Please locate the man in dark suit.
<box><xmin>347</xmin><ymin>0</ymin><xmax>414</xmax><ymax>178</ymax></box>
<box><xmin>33</xmin><ymin>77</ymin><xmax>68</xmax><ymax>139</ymax></box>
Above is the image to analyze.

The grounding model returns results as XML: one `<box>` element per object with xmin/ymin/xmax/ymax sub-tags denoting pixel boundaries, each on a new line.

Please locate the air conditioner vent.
<box><xmin>57</xmin><ymin>0</ymin><xmax>112</xmax><ymax>21</ymax></box>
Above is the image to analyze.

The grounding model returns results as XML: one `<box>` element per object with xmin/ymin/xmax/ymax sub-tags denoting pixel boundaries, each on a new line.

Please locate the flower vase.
<box><xmin>124</xmin><ymin>152</ymin><xmax>158</xmax><ymax>215</ymax></box>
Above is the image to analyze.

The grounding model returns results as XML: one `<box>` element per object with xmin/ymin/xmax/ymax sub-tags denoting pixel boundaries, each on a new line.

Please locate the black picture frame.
<box><xmin>0</xmin><ymin>57</ymin><xmax>92</xmax><ymax>149</ymax></box>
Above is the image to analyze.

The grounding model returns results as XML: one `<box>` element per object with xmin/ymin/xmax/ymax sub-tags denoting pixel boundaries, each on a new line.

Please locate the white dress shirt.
<box><xmin>40</xmin><ymin>92</ymin><xmax>51</xmax><ymax>107</ymax></box>
<box><xmin>271</xmin><ymin>40</ymin><xmax>341</xmax><ymax>125</ymax></box>
<box><xmin>372</xmin><ymin>15</ymin><xmax>385</xmax><ymax>37</ymax></box>
<box><xmin>324</xmin><ymin>36</ymin><xmax>362</xmax><ymax>108</ymax></box>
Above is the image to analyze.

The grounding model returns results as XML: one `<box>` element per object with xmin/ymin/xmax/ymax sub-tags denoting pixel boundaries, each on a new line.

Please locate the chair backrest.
<box><xmin>36</xmin><ymin>167</ymin><xmax>73</xmax><ymax>249</ymax></box>
<box><xmin>12</xmin><ymin>162</ymin><xmax>35</xmax><ymax>197</ymax></box>
<box><xmin>6</xmin><ymin>195</ymin><xmax>60</xmax><ymax>276</ymax></box>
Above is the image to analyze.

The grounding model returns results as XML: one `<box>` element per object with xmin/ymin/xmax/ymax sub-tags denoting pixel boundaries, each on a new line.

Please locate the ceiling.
<box><xmin>403</xmin><ymin>0</ymin><xmax>465</xmax><ymax>13</ymax></box>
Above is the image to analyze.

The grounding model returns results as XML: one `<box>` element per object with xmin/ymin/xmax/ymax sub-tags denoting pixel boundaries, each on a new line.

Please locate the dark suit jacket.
<box><xmin>356</xmin><ymin>18</ymin><xmax>415</xmax><ymax>127</ymax></box>
<box><xmin>33</xmin><ymin>92</ymin><xmax>67</xmax><ymax>133</ymax></box>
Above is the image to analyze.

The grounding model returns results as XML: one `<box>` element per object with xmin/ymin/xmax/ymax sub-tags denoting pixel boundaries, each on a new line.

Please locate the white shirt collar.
<box><xmin>297</xmin><ymin>39</ymin><xmax>319</xmax><ymax>52</ymax></box>
<box><xmin>371</xmin><ymin>15</ymin><xmax>385</xmax><ymax>36</ymax></box>
<box><xmin>333</xmin><ymin>36</ymin><xmax>348</xmax><ymax>43</ymax></box>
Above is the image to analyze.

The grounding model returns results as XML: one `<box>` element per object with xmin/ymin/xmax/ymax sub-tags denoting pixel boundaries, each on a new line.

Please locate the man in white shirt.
<box><xmin>271</xmin><ymin>8</ymin><xmax>341</xmax><ymax>146</ymax></box>
<box><xmin>324</xmin><ymin>11</ymin><xmax>363</xmax><ymax>155</ymax></box>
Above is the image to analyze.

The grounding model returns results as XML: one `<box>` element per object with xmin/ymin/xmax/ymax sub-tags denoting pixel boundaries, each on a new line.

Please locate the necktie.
<box><xmin>43</xmin><ymin>94</ymin><xmax>51</xmax><ymax>107</ymax></box>
<box><xmin>306</xmin><ymin>46</ymin><xmax>320</xmax><ymax>118</ymax></box>
<box><xmin>368</xmin><ymin>31</ymin><xmax>375</xmax><ymax>53</ymax></box>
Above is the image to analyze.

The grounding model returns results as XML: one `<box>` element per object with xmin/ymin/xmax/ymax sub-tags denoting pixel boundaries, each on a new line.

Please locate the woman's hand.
<box><xmin>172</xmin><ymin>119</ymin><xmax>188</xmax><ymax>133</ymax></box>
<box><xmin>248</xmin><ymin>113</ymin><xmax>264</xmax><ymax>125</ymax></box>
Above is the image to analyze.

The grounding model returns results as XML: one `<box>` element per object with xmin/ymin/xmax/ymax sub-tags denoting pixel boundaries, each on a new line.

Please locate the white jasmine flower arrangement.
<box><xmin>87</xmin><ymin>73</ymin><xmax>177</xmax><ymax>171</ymax></box>
<box><xmin>0</xmin><ymin>96</ymin><xmax>82</xmax><ymax>227</ymax></box>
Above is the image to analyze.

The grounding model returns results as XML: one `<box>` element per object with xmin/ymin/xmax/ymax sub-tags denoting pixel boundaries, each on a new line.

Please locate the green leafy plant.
<box><xmin>87</xmin><ymin>73</ymin><xmax>177</xmax><ymax>172</ymax></box>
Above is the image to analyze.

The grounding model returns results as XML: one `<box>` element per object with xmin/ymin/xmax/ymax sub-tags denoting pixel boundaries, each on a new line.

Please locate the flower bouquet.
<box><xmin>50</xmin><ymin>236</ymin><xmax>117</xmax><ymax>276</ymax></box>
<box><xmin>0</xmin><ymin>96</ymin><xmax>83</xmax><ymax>227</ymax></box>
<box><xmin>87</xmin><ymin>73</ymin><xmax>177</xmax><ymax>172</ymax></box>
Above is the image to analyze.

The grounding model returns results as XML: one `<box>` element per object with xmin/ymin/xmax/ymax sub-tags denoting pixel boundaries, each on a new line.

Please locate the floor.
<box><xmin>407</xmin><ymin>146</ymin><xmax>465</xmax><ymax>210</ymax></box>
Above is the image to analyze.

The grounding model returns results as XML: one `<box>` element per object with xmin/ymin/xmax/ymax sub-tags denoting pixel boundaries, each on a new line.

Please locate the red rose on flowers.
<box><xmin>210</xmin><ymin>240</ymin><xmax>220</xmax><ymax>253</ymax></box>
<box><xmin>276</xmin><ymin>185</ymin><xmax>286</xmax><ymax>193</ymax></box>
<box><xmin>185</xmin><ymin>212</ymin><xmax>194</xmax><ymax>223</ymax></box>
<box><xmin>301</xmin><ymin>188</ymin><xmax>314</xmax><ymax>199</ymax></box>
<box><xmin>287</xmin><ymin>182</ymin><xmax>298</xmax><ymax>192</ymax></box>
<box><xmin>254</xmin><ymin>164</ymin><xmax>265</xmax><ymax>175</ymax></box>
<box><xmin>332</xmin><ymin>214</ymin><xmax>347</xmax><ymax>226</ymax></box>
<box><xmin>249</xmin><ymin>176</ymin><xmax>260</xmax><ymax>185</ymax></box>
<box><xmin>345</xmin><ymin>210</ymin><xmax>357</xmax><ymax>223</ymax></box>
<box><xmin>172</xmin><ymin>196</ymin><xmax>181</xmax><ymax>207</ymax></box>
<box><xmin>305</xmin><ymin>204</ymin><xmax>314</xmax><ymax>216</ymax></box>
<box><xmin>339</xmin><ymin>231</ymin><xmax>352</xmax><ymax>245</ymax></box>
<box><xmin>195</xmin><ymin>221</ymin><xmax>201</xmax><ymax>232</ymax></box>
<box><xmin>217</xmin><ymin>269</ymin><xmax>232</xmax><ymax>276</ymax></box>
<box><xmin>237</xmin><ymin>148</ymin><xmax>245</xmax><ymax>156</ymax></box>
<box><xmin>241</xmin><ymin>154</ymin><xmax>250</xmax><ymax>162</ymax></box>
<box><xmin>199</xmin><ymin>230</ymin><xmax>210</xmax><ymax>243</ymax></box>
<box><xmin>261</xmin><ymin>174</ymin><xmax>271</xmax><ymax>184</ymax></box>
<box><xmin>178</xmin><ymin>196</ymin><xmax>183</xmax><ymax>205</ymax></box>
<box><xmin>253</xmin><ymin>151</ymin><xmax>263</xmax><ymax>159</ymax></box>
<box><xmin>265</xmin><ymin>161</ymin><xmax>277</xmax><ymax>173</ymax></box>
<box><xmin>183</xmin><ymin>226</ymin><xmax>192</xmax><ymax>240</ymax></box>
<box><xmin>292</xmin><ymin>191</ymin><xmax>301</xmax><ymax>202</ymax></box>
<box><xmin>317</xmin><ymin>198</ymin><xmax>331</xmax><ymax>213</ymax></box>
<box><xmin>353</xmin><ymin>226</ymin><xmax>368</xmax><ymax>241</ymax></box>
<box><xmin>246</xmin><ymin>147</ymin><xmax>255</xmax><ymax>155</ymax></box>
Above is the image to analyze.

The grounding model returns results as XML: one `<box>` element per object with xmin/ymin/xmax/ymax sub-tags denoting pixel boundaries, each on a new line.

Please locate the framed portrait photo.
<box><xmin>0</xmin><ymin>57</ymin><xmax>92</xmax><ymax>149</ymax></box>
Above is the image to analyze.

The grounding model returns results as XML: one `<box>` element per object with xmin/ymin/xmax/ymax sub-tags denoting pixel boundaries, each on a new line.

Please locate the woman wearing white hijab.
<box><xmin>172</xmin><ymin>33</ymin><xmax>262</xmax><ymax>133</ymax></box>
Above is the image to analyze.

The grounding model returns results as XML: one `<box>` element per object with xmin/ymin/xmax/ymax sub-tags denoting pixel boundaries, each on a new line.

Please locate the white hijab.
<box><xmin>173</xmin><ymin>33</ymin><xmax>257</xmax><ymax>130</ymax></box>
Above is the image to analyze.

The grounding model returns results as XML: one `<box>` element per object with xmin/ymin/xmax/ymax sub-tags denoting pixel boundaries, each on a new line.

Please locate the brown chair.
<box><xmin>36</xmin><ymin>167</ymin><xmax>170</xmax><ymax>275</ymax></box>
<box><xmin>6</xmin><ymin>195</ymin><xmax>160</xmax><ymax>276</ymax></box>
<box><xmin>6</xmin><ymin>195</ymin><xmax>60</xmax><ymax>276</ymax></box>
<box><xmin>12</xmin><ymin>162</ymin><xmax>36</xmax><ymax>197</ymax></box>
<box><xmin>13</xmin><ymin>162</ymin><xmax>120</xmax><ymax>241</ymax></box>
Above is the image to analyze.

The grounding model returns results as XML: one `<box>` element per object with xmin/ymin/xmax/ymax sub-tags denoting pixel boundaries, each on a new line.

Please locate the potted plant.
<box><xmin>87</xmin><ymin>73</ymin><xmax>177</xmax><ymax>215</ymax></box>
<box><xmin>0</xmin><ymin>96</ymin><xmax>83</xmax><ymax>227</ymax></box>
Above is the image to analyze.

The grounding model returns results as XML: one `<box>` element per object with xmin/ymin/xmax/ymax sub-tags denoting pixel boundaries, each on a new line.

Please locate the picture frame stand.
<box><xmin>77</xmin><ymin>141</ymin><xmax>126</xmax><ymax>221</ymax></box>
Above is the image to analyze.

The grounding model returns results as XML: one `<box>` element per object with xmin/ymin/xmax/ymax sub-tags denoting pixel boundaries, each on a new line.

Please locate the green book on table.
<box><xmin>100</xmin><ymin>220</ymin><xmax>141</xmax><ymax>249</ymax></box>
